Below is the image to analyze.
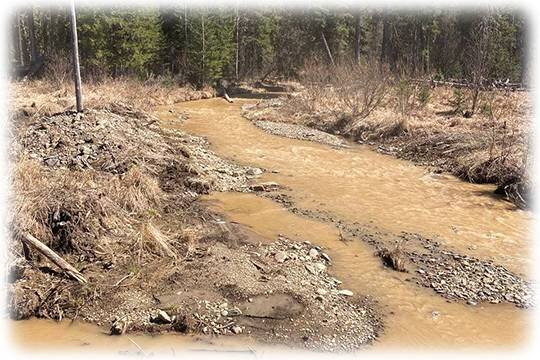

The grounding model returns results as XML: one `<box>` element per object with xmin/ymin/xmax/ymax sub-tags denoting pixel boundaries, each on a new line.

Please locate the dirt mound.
<box><xmin>7</xmin><ymin>101</ymin><xmax>258</xmax><ymax>327</ymax></box>
<box><xmin>102</xmin><ymin>237</ymin><xmax>380</xmax><ymax>351</ymax></box>
<box><xmin>13</xmin><ymin>105</ymin><xmax>173</xmax><ymax>174</ymax></box>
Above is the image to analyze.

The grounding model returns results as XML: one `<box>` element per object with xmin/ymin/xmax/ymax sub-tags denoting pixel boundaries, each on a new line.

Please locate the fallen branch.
<box><xmin>20</xmin><ymin>231</ymin><xmax>88</xmax><ymax>284</ymax></box>
<box><xmin>223</xmin><ymin>90</ymin><xmax>234</xmax><ymax>103</ymax></box>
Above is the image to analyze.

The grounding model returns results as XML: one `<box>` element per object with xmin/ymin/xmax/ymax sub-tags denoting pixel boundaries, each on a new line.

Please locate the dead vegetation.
<box><xmin>243</xmin><ymin>61</ymin><xmax>532</xmax><ymax>208</ymax></box>
<box><xmin>5</xmin><ymin>79</ymin><xmax>244</xmax><ymax>325</ymax></box>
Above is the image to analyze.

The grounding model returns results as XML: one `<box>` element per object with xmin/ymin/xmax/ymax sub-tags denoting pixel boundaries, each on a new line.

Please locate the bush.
<box><xmin>417</xmin><ymin>84</ymin><xmax>431</xmax><ymax>107</ymax></box>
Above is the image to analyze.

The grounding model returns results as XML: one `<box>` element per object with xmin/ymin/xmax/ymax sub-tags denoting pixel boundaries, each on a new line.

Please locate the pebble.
<box><xmin>338</xmin><ymin>290</ymin><xmax>354</xmax><ymax>297</ymax></box>
<box><xmin>309</xmin><ymin>249</ymin><xmax>319</xmax><ymax>258</ymax></box>
<box><xmin>275</xmin><ymin>251</ymin><xmax>288</xmax><ymax>263</ymax></box>
<box><xmin>231</xmin><ymin>326</ymin><xmax>243</xmax><ymax>334</ymax></box>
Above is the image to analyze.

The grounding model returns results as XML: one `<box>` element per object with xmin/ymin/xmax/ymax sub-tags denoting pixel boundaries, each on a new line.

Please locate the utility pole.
<box><xmin>69</xmin><ymin>0</ymin><xmax>83</xmax><ymax>112</ymax></box>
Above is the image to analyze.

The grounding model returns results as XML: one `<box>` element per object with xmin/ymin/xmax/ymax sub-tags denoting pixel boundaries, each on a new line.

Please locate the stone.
<box><xmin>305</xmin><ymin>264</ymin><xmax>317</xmax><ymax>275</ymax></box>
<box><xmin>156</xmin><ymin>310</ymin><xmax>172</xmax><ymax>324</ymax></box>
<box><xmin>275</xmin><ymin>251</ymin><xmax>288</xmax><ymax>263</ymax></box>
<box><xmin>338</xmin><ymin>290</ymin><xmax>353</xmax><ymax>297</ymax></box>
<box><xmin>231</xmin><ymin>326</ymin><xmax>243</xmax><ymax>334</ymax></box>
<box><xmin>321</xmin><ymin>252</ymin><xmax>331</xmax><ymax>262</ymax></box>
<box><xmin>247</xmin><ymin>168</ymin><xmax>263</xmax><ymax>176</ymax></box>
<box><xmin>110</xmin><ymin>317</ymin><xmax>128</xmax><ymax>335</ymax></box>
<box><xmin>316</xmin><ymin>288</ymin><xmax>328</xmax><ymax>296</ymax></box>
<box><xmin>228</xmin><ymin>307</ymin><xmax>242</xmax><ymax>316</ymax></box>
<box><xmin>313</xmin><ymin>262</ymin><xmax>327</xmax><ymax>273</ymax></box>
<box><xmin>309</xmin><ymin>249</ymin><xmax>319</xmax><ymax>258</ymax></box>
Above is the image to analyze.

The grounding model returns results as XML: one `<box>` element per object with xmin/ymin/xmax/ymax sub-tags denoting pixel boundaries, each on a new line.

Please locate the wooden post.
<box><xmin>69</xmin><ymin>0</ymin><xmax>83</xmax><ymax>113</ymax></box>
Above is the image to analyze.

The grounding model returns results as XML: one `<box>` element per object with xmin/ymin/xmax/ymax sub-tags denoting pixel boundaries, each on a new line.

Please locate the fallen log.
<box><xmin>20</xmin><ymin>232</ymin><xmax>88</xmax><ymax>284</ymax></box>
<box><xmin>223</xmin><ymin>90</ymin><xmax>234</xmax><ymax>103</ymax></box>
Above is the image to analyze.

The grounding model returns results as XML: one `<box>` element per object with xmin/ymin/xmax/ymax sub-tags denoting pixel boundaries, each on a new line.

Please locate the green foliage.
<box><xmin>480</xmin><ymin>102</ymin><xmax>493</xmax><ymax>117</ymax></box>
<box><xmin>77</xmin><ymin>8</ymin><xmax>164</xmax><ymax>77</ymax></box>
<box><xmin>25</xmin><ymin>6</ymin><xmax>527</xmax><ymax>84</ymax></box>
<box><xmin>417</xmin><ymin>84</ymin><xmax>431</xmax><ymax>107</ymax></box>
<box><xmin>450</xmin><ymin>88</ymin><xmax>466</xmax><ymax>113</ymax></box>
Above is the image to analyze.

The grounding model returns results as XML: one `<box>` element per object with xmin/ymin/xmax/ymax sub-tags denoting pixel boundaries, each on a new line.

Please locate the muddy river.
<box><xmin>12</xmin><ymin>97</ymin><xmax>533</xmax><ymax>353</ymax></box>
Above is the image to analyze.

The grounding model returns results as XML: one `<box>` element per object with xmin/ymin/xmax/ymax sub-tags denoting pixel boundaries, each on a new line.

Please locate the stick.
<box><xmin>113</xmin><ymin>272</ymin><xmax>133</xmax><ymax>287</ymax></box>
<box><xmin>223</xmin><ymin>90</ymin><xmax>234</xmax><ymax>103</ymax></box>
<box><xmin>20</xmin><ymin>232</ymin><xmax>87</xmax><ymax>284</ymax></box>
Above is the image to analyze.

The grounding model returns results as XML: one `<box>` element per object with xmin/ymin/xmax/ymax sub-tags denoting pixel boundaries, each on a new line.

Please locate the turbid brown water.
<box><xmin>12</xmin><ymin>97</ymin><xmax>532</xmax><ymax>352</ymax></box>
<box><xmin>164</xmin><ymin>98</ymin><xmax>532</xmax><ymax>349</ymax></box>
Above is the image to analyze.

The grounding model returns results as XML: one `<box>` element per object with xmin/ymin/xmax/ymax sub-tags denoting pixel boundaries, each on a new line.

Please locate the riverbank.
<box><xmin>7</xmin><ymin>80</ymin><xmax>379</xmax><ymax>351</ymax></box>
<box><xmin>241</xmin><ymin>86</ymin><xmax>532</xmax><ymax>208</ymax></box>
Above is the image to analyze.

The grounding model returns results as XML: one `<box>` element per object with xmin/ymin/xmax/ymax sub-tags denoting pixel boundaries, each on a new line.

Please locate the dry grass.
<box><xmin>9</xmin><ymin>77</ymin><xmax>215</xmax><ymax>119</ymax></box>
<box><xmin>10</xmin><ymin>160</ymin><xmax>167</xmax><ymax>254</ymax></box>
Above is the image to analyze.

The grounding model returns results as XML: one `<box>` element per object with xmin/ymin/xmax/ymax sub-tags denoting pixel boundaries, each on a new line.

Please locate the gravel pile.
<box><xmin>253</xmin><ymin>120</ymin><xmax>347</xmax><ymax>148</ymax></box>
<box><xmin>14</xmin><ymin>106</ymin><xmax>169</xmax><ymax>174</ymax></box>
<box><xmin>410</xmin><ymin>244</ymin><xmax>533</xmax><ymax>308</ymax></box>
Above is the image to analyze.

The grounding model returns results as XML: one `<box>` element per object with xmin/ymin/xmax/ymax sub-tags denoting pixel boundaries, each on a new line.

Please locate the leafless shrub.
<box><xmin>330</xmin><ymin>60</ymin><xmax>390</xmax><ymax>121</ymax></box>
<box><xmin>43</xmin><ymin>51</ymin><xmax>71</xmax><ymax>88</ymax></box>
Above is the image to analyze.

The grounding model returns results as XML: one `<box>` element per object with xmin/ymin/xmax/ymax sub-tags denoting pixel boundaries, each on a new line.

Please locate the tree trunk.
<box><xmin>354</xmin><ymin>13</ymin><xmax>361</xmax><ymax>63</ymax></box>
<box><xmin>380</xmin><ymin>16</ymin><xmax>390</xmax><ymax>65</ymax></box>
<box><xmin>321</xmin><ymin>31</ymin><xmax>335</xmax><ymax>66</ymax></box>
<box><xmin>27</xmin><ymin>7</ymin><xmax>38</xmax><ymax>63</ymax></box>
<box><xmin>201</xmin><ymin>12</ymin><xmax>206</xmax><ymax>86</ymax></box>
<box><xmin>235</xmin><ymin>6</ymin><xmax>240</xmax><ymax>80</ymax></box>
<box><xmin>183</xmin><ymin>1</ymin><xmax>188</xmax><ymax>70</ymax></box>
<box><xmin>17</xmin><ymin>13</ymin><xmax>26</xmax><ymax>66</ymax></box>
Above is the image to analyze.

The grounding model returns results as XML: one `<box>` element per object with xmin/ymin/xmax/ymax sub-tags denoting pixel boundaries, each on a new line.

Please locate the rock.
<box><xmin>316</xmin><ymin>288</ymin><xmax>328</xmax><ymax>296</ymax></box>
<box><xmin>227</xmin><ymin>307</ymin><xmax>242</xmax><ymax>316</ymax></box>
<box><xmin>250</xmin><ymin>181</ymin><xmax>281</xmax><ymax>192</ymax></box>
<box><xmin>338</xmin><ymin>290</ymin><xmax>353</xmax><ymax>297</ymax></box>
<box><xmin>231</xmin><ymin>326</ymin><xmax>243</xmax><ymax>334</ymax></box>
<box><xmin>150</xmin><ymin>310</ymin><xmax>172</xmax><ymax>324</ymax></box>
<box><xmin>305</xmin><ymin>264</ymin><xmax>317</xmax><ymax>275</ymax></box>
<box><xmin>309</xmin><ymin>249</ymin><xmax>319</xmax><ymax>258</ymax></box>
<box><xmin>110</xmin><ymin>317</ymin><xmax>129</xmax><ymax>335</ymax></box>
<box><xmin>247</xmin><ymin>168</ymin><xmax>263</xmax><ymax>176</ymax></box>
<box><xmin>321</xmin><ymin>252</ymin><xmax>331</xmax><ymax>262</ymax></box>
<box><xmin>221</xmin><ymin>310</ymin><xmax>229</xmax><ymax>317</ymax></box>
<box><xmin>313</xmin><ymin>262</ymin><xmax>327</xmax><ymax>273</ymax></box>
<box><xmin>431</xmin><ymin>311</ymin><xmax>440</xmax><ymax>319</ymax></box>
<box><xmin>275</xmin><ymin>251</ymin><xmax>288</xmax><ymax>263</ymax></box>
